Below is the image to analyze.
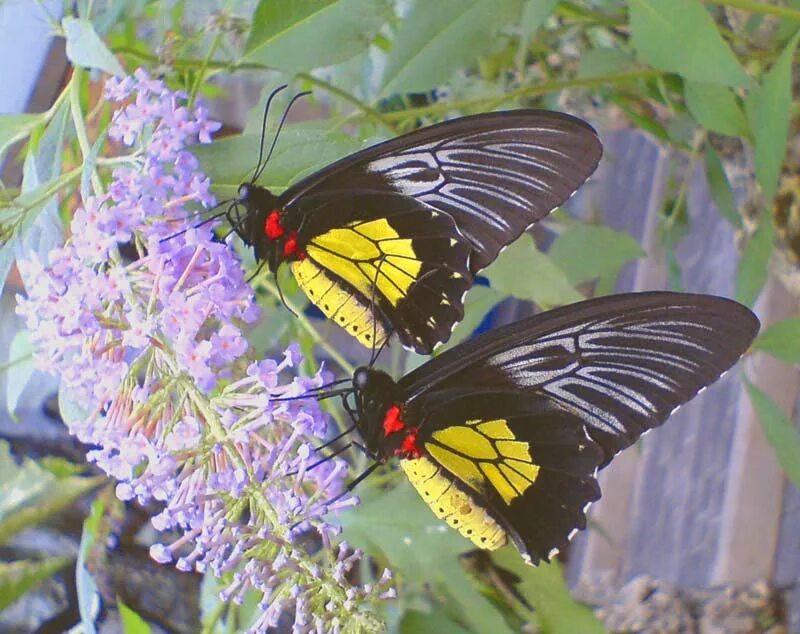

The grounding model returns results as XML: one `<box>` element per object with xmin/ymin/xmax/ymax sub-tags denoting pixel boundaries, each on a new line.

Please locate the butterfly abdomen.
<box><xmin>401</xmin><ymin>457</ymin><xmax>507</xmax><ymax>550</ymax></box>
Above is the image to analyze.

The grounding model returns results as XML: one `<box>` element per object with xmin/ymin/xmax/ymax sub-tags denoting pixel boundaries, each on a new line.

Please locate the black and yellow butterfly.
<box><xmin>333</xmin><ymin>292</ymin><xmax>758</xmax><ymax>564</ymax></box>
<box><xmin>230</xmin><ymin>91</ymin><xmax>602</xmax><ymax>354</ymax></box>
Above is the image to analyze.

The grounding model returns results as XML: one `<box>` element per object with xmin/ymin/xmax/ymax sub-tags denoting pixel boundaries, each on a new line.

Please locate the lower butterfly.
<box><xmin>325</xmin><ymin>292</ymin><xmax>758</xmax><ymax>564</ymax></box>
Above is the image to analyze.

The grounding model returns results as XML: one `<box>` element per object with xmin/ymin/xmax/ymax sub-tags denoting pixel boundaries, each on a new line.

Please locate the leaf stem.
<box><xmin>69</xmin><ymin>68</ymin><xmax>103</xmax><ymax>196</ymax></box>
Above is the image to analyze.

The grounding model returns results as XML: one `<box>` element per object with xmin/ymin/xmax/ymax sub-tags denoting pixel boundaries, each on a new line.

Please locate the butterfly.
<box><xmin>328</xmin><ymin>292</ymin><xmax>758</xmax><ymax>564</ymax></box>
<box><xmin>228</xmin><ymin>87</ymin><xmax>603</xmax><ymax>354</ymax></box>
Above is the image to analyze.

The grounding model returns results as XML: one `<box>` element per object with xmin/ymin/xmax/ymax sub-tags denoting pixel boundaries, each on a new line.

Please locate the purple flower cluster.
<box><xmin>16</xmin><ymin>70</ymin><xmax>391</xmax><ymax>633</ymax></box>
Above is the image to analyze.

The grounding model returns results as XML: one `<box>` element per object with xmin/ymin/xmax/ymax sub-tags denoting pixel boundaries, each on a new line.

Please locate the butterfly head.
<box><xmin>232</xmin><ymin>183</ymin><xmax>305</xmax><ymax>275</ymax></box>
<box><xmin>351</xmin><ymin>366</ymin><xmax>420</xmax><ymax>461</ymax></box>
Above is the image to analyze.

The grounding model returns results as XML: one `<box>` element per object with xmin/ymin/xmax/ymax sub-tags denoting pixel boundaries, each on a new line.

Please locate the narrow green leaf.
<box><xmin>0</xmin><ymin>557</ymin><xmax>72</xmax><ymax>611</ymax></box>
<box><xmin>380</xmin><ymin>0</ymin><xmax>524</xmax><ymax>95</ymax></box>
<box><xmin>515</xmin><ymin>0</ymin><xmax>560</xmax><ymax>68</ymax></box>
<box><xmin>627</xmin><ymin>0</ymin><xmax>751</xmax><ymax>87</ymax></box>
<box><xmin>6</xmin><ymin>330</ymin><xmax>35</xmax><ymax>420</ymax></box>
<box><xmin>119</xmin><ymin>599</ymin><xmax>153</xmax><ymax>634</ymax></box>
<box><xmin>744</xmin><ymin>380</ymin><xmax>800</xmax><ymax>489</ymax></box>
<box><xmin>549</xmin><ymin>225</ymin><xmax>644</xmax><ymax>286</ymax></box>
<box><xmin>704</xmin><ymin>147</ymin><xmax>741</xmax><ymax>228</ymax></box>
<box><xmin>0</xmin><ymin>113</ymin><xmax>44</xmax><ymax>163</ymax></box>
<box><xmin>578</xmin><ymin>47</ymin><xmax>638</xmax><ymax>79</ymax></box>
<box><xmin>244</xmin><ymin>0</ymin><xmax>392</xmax><ymax>71</ymax></box>
<box><xmin>684</xmin><ymin>81</ymin><xmax>749</xmax><ymax>137</ymax></box>
<box><xmin>752</xmin><ymin>317</ymin><xmax>800</xmax><ymax>363</ymax></box>
<box><xmin>735</xmin><ymin>214</ymin><xmax>774</xmax><ymax>307</ymax></box>
<box><xmin>62</xmin><ymin>17</ymin><xmax>124</xmax><ymax>76</ymax></box>
<box><xmin>745</xmin><ymin>30</ymin><xmax>800</xmax><ymax>203</ymax></box>
<box><xmin>0</xmin><ymin>441</ymin><xmax>53</xmax><ymax>522</ymax></box>
<box><xmin>58</xmin><ymin>386</ymin><xmax>91</xmax><ymax>427</ymax></box>
<box><xmin>400</xmin><ymin>609</ymin><xmax>472</xmax><ymax>634</ymax></box>
<box><xmin>485</xmin><ymin>236</ymin><xmax>583</xmax><ymax>307</ymax></box>
<box><xmin>81</xmin><ymin>125</ymin><xmax>109</xmax><ymax>202</ymax></box>
<box><xmin>492</xmin><ymin>550</ymin><xmax>604</xmax><ymax>633</ymax></box>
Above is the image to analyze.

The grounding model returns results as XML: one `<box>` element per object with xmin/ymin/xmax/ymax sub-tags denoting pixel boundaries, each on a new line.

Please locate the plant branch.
<box><xmin>703</xmin><ymin>0</ymin><xmax>800</xmax><ymax>21</ymax></box>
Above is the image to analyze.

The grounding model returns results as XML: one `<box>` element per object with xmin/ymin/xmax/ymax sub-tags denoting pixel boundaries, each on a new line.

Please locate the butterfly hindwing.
<box><xmin>401</xmin><ymin>292</ymin><xmax>759</xmax><ymax>465</ymax></box>
<box><xmin>289</xmin><ymin>191</ymin><xmax>473</xmax><ymax>353</ymax></box>
<box><xmin>404</xmin><ymin>393</ymin><xmax>604</xmax><ymax>564</ymax></box>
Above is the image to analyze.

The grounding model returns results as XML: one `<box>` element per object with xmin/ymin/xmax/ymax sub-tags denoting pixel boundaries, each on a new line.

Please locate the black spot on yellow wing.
<box><xmin>401</xmin><ymin>457</ymin><xmax>507</xmax><ymax>549</ymax></box>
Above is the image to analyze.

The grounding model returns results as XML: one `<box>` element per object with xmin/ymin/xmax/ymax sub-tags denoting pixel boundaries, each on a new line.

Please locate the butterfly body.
<box><xmin>233</xmin><ymin>109</ymin><xmax>603</xmax><ymax>353</ymax></box>
<box><xmin>343</xmin><ymin>292</ymin><xmax>759</xmax><ymax>564</ymax></box>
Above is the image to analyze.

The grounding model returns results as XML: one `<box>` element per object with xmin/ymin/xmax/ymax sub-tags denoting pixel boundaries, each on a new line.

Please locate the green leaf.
<box><xmin>684</xmin><ymin>81</ymin><xmax>749</xmax><ymax>137</ymax></box>
<box><xmin>440</xmin><ymin>285</ymin><xmax>502</xmax><ymax>351</ymax></box>
<box><xmin>0</xmin><ymin>113</ymin><xmax>44</xmax><ymax>163</ymax></box>
<box><xmin>62</xmin><ymin>17</ymin><xmax>124</xmax><ymax>76</ymax></box>
<box><xmin>6</xmin><ymin>330</ymin><xmax>35</xmax><ymax>420</ymax></box>
<box><xmin>380</xmin><ymin>0</ymin><xmax>524</xmax><ymax>95</ymax></box>
<box><xmin>515</xmin><ymin>0</ymin><xmax>560</xmax><ymax>68</ymax></box>
<box><xmin>58</xmin><ymin>386</ymin><xmax>91</xmax><ymax>427</ymax></box>
<box><xmin>119</xmin><ymin>599</ymin><xmax>153</xmax><ymax>634</ymax></box>
<box><xmin>704</xmin><ymin>147</ymin><xmax>741</xmax><ymax>228</ymax></box>
<box><xmin>485</xmin><ymin>235</ymin><xmax>583</xmax><ymax>307</ymax></box>
<box><xmin>752</xmin><ymin>317</ymin><xmax>800</xmax><ymax>363</ymax></box>
<box><xmin>745</xmin><ymin>30</ymin><xmax>800</xmax><ymax>203</ymax></box>
<box><xmin>549</xmin><ymin>225</ymin><xmax>644</xmax><ymax>286</ymax></box>
<box><xmin>336</xmin><ymin>483</ymin><xmax>514</xmax><ymax>634</ymax></box>
<box><xmin>399</xmin><ymin>609</ymin><xmax>472</xmax><ymax>634</ymax></box>
<box><xmin>244</xmin><ymin>0</ymin><xmax>392</xmax><ymax>71</ymax></box>
<box><xmin>0</xmin><ymin>557</ymin><xmax>71</xmax><ymax>611</ymax></box>
<box><xmin>735</xmin><ymin>214</ymin><xmax>774</xmax><ymax>307</ymax></box>
<box><xmin>744</xmin><ymin>380</ymin><xmax>800</xmax><ymax>490</ymax></box>
<box><xmin>627</xmin><ymin>0</ymin><xmax>751</xmax><ymax>87</ymax></box>
<box><xmin>492</xmin><ymin>550</ymin><xmax>604</xmax><ymax>633</ymax></box>
<box><xmin>577</xmin><ymin>47</ymin><xmax>638</xmax><ymax>79</ymax></box>
<box><xmin>192</xmin><ymin>127</ymin><xmax>365</xmax><ymax>198</ymax></box>
<box><xmin>0</xmin><ymin>441</ymin><xmax>53</xmax><ymax>523</ymax></box>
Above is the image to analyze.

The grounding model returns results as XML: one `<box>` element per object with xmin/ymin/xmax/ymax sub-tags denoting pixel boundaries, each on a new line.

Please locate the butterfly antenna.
<box><xmin>159</xmin><ymin>198</ymin><xmax>234</xmax><ymax>243</ymax></box>
<box><xmin>253</xmin><ymin>90</ymin><xmax>312</xmax><ymax>184</ymax></box>
<box><xmin>250</xmin><ymin>84</ymin><xmax>289</xmax><ymax>184</ymax></box>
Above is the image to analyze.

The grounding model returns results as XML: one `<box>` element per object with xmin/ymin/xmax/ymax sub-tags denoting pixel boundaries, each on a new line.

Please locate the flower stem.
<box><xmin>70</xmin><ymin>68</ymin><xmax>103</xmax><ymax>196</ymax></box>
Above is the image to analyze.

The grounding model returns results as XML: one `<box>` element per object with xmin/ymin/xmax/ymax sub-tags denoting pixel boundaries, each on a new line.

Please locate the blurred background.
<box><xmin>0</xmin><ymin>1</ymin><xmax>798</xmax><ymax>632</ymax></box>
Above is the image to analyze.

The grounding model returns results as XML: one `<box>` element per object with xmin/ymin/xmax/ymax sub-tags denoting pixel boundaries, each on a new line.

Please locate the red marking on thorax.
<box><xmin>383</xmin><ymin>405</ymin><xmax>405</xmax><ymax>436</ymax></box>
<box><xmin>396</xmin><ymin>427</ymin><xmax>422</xmax><ymax>460</ymax></box>
<box><xmin>265</xmin><ymin>209</ymin><xmax>284</xmax><ymax>240</ymax></box>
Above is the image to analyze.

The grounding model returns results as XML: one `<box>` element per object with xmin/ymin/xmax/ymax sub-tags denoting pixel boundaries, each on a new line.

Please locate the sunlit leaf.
<box><xmin>735</xmin><ymin>214</ymin><xmax>774</xmax><ymax>306</ymax></box>
<box><xmin>684</xmin><ymin>81</ymin><xmax>749</xmax><ymax>137</ymax></box>
<box><xmin>745</xmin><ymin>31</ymin><xmax>800</xmax><ymax>203</ymax></box>
<box><xmin>704</xmin><ymin>147</ymin><xmax>741</xmax><ymax>228</ymax></box>
<box><xmin>0</xmin><ymin>113</ymin><xmax>43</xmax><ymax>164</ymax></box>
<box><xmin>0</xmin><ymin>557</ymin><xmax>71</xmax><ymax>611</ymax></box>
<box><xmin>485</xmin><ymin>236</ymin><xmax>583</xmax><ymax>307</ymax></box>
<box><xmin>549</xmin><ymin>224</ymin><xmax>644</xmax><ymax>286</ymax></box>
<box><xmin>380</xmin><ymin>0</ymin><xmax>524</xmax><ymax>95</ymax></box>
<box><xmin>119</xmin><ymin>599</ymin><xmax>153</xmax><ymax>634</ymax></box>
<box><xmin>244</xmin><ymin>0</ymin><xmax>392</xmax><ymax>71</ymax></box>
<box><xmin>745</xmin><ymin>380</ymin><xmax>800</xmax><ymax>489</ymax></box>
<box><xmin>492</xmin><ymin>550</ymin><xmax>604</xmax><ymax>633</ymax></box>
<box><xmin>628</xmin><ymin>0</ymin><xmax>751</xmax><ymax>87</ymax></box>
<box><xmin>62</xmin><ymin>17</ymin><xmax>124</xmax><ymax>76</ymax></box>
<box><xmin>752</xmin><ymin>317</ymin><xmax>800</xmax><ymax>363</ymax></box>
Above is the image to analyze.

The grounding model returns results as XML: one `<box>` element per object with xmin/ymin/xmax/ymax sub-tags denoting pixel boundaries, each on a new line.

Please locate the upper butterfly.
<box><xmin>228</xmin><ymin>93</ymin><xmax>602</xmax><ymax>354</ymax></box>
<box><xmin>338</xmin><ymin>292</ymin><xmax>758</xmax><ymax>565</ymax></box>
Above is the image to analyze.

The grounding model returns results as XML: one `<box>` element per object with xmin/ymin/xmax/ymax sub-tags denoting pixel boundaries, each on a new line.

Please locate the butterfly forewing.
<box><xmin>402</xmin><ymin>292</ymin><xmax>759</xmax><ymax>464</ymax></box>
<box><xmin>280</xmin><ymin>110</ymin><xmax>602</xmax><ymax>276</ymax></box>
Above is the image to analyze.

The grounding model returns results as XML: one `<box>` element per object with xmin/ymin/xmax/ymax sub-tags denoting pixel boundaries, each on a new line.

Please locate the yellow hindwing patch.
<box><xmin>290</xmin><ymin>258</ymin><xmax>387</xmax><ymax>349</ymax></box>
<box><xmin>401</xmin><ymin>457</ymin><xmax>507</xmax><ymax>550</ymax></box>
<box><xmin>429</xmin><ymin>419</ymin><xmax>540</xmax><ymax>505</ymax></box>
<box><xmin>305</xmin><ymin>218</ymin><xmax>422</xmax><ymax>307</ymax></box>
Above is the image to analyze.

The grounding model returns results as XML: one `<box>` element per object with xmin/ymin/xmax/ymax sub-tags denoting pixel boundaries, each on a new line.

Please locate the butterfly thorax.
<box><xmin>353</xmin><ymin>367</ymin><xmax>422</xmax><ymax>462</ymax></box>
<box><xmin>234</xmin><ymin>183</ymin><xmax>306</xmax><ymax>273</ymax></box>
